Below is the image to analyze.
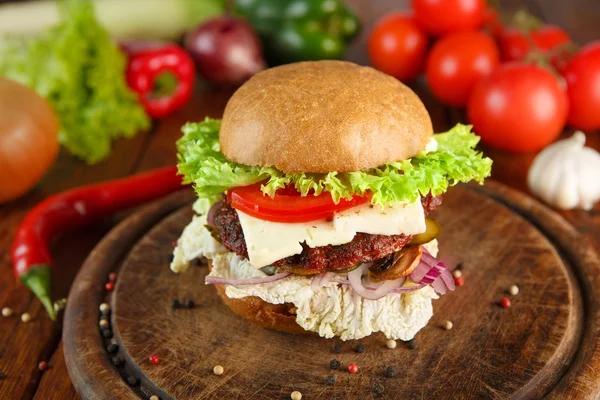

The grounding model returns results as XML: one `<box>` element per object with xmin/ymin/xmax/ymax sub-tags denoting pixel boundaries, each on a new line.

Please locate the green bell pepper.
<box><xmin>234</xmin><ymin>0</ymin><xmax>360</xmax><ymax>65</ymax></box>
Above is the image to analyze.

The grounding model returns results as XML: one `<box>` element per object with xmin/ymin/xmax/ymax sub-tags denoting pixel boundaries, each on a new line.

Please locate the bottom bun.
<box><xmin>209</xmin><ymin>261</ymin><xmax>311</xmax><ymax>335</ymax></box>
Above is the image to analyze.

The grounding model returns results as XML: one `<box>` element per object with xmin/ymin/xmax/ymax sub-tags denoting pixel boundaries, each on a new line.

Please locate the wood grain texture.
<box><xmin>63</xmin><ymin>182</ymin><xmax>600</xmax><ymax>399</ymax></box>
<box><xmin>0</xmin><ymin>0</ymin><xmax>599</xmax><ymax>398</ymax></box>
<box><xmin>63</xmin><ymin>191</ymin><xmax>196</xmax><ymax>400</ymax></box>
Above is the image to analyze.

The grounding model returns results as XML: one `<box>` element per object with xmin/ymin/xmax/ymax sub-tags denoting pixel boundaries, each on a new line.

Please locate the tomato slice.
<box><xmin>228</xmin><ymin>183</ymin><xmax>371</xmax><ymax>223</ymax></box>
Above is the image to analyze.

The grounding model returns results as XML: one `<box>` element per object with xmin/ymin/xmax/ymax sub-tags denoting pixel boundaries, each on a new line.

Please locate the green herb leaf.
<box><xmin>177</xmin><ymin>118</ymin><xmax>492</xmax><ymax>205</ymax></box>
<box><xmin>0</xmin><ymin>0</ymin><xmax>149</xmax><ymax>164</ymax></box>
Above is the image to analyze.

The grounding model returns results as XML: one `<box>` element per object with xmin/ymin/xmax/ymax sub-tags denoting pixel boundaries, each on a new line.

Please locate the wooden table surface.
<box><xmin>0</xmin><ymin>1</ymin><xmax>599</xmax><ymax>399</ymax></box>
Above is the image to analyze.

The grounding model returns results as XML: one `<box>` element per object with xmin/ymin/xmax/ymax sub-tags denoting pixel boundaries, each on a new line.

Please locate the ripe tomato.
<box><xmin>411</xmin><ymin>0</ymin><xmax>485</xmax><ymax>36</ymax></box>
<box><xmin>228</xmin><ymin>183</ymin><xmax>371</xmax><ymax>223</ymax></box>
<box><xmin>467</xmin><ymin>63</ymin><xmax>568</xmax><ymax>153</ymax></box>
<box><xmin>368</xmin><ymin>12</ymin><xmax>428</xmax><ymax>82</ymax></box>
<box><xmin>562</xmin><ymin>42</ymin><xmax>600</xmax><ymax>130</ymax></box>
<box><xmin>499</xmin><ymin>25</ymin><xmax>571</xmax><ymax>62</ymax></box>
<box><xmin>425</xmin><ymin>31</ymin><xmax>500</xmax><ymax>107</ymax></box>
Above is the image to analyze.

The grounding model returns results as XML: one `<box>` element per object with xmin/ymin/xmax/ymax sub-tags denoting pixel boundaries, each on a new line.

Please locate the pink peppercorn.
<box><xmin>149</xmin><ymin>355</ymin><xmax>160</xmax><ymax>365</ymax></box>
<box><xmin>347</xmin><ymin>363</ymin><xmax>358</xmax><ymax>374</ymax></box>
<box><xmin>500</xmin><ymin>297</ymin><xmax>511</xmax><ymax>308</ymax></box>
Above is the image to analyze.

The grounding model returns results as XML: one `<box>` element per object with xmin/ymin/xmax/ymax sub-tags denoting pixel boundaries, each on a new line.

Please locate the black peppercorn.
<box><xmin>111</xmin><ymin>356</ymin><xmax>124</xmax><ymax>366</ymax></box>
<box><xmin>172</xmin><ymin>299</ymin><xmax>181</xmax><ymax>309</ymax></box>
<box><xmin>407</xmin><ymin>340</ymin><xmax>417</xmax><ymax>350</ymax></box>
<box><xmin>332</xmin><ymin>343</ymin><xmax>342</xmax><ymax>354</ymax></box>
<box><xmin>102</xmin><ymin>329</ymin><xmax>113</xmax><ymax>339</ymax></box>
<box><xmin>106</xmin><ymin>343</ymin><xmax>118</xmax><ymax>353</ymax></box>
<box><xmin>373</xmin><ymin>381</ymin><xmax>384</xmax><ymax>394</ymax></box>
<box><xmin>329</xmin><ymin>359</ymin><xmax>340</xmax><ymax>370</ymax></box>
<box><xmin>325</xmin><ymin>375</ymin><xmax>336</xmax><ymax>386</ymax></box>
<box><xmin>355</xmin><ymin>343</ymin><xmax>365</xmax><ymax>353</ymax></box>
<box><xmin>385</xmin><ymin>366</ymin><xmax>396</xmax><ymax>378</ymax></box>
<box><xmin>184</xmin><ymin>299</ymin><xmax>195</xmax><ymax>309</ymax></box>
<box><xmin>126</xmin><ymin>375</ymin><xmax>139</xmax><ymax>386</ymax></box>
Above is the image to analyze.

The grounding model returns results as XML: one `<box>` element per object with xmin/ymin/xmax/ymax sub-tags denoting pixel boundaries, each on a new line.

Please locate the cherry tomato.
<box><xmin>425</xmin><ymin>31</ymin><xmax>500</xmax><ymax>107</ymax></box>
<box><xmin>499</xmin><ymin>25</ymin><xmax>571</xmax><ymax>62</ymax></box>
<box><xmin>481</xmin><ymin>8</ymin><xmax>503</xmax><ymax>37</ymax></box>
<box><xmin>412</xmin><ymin>0</ymin><xmax>485</xmax><ymax>36</ymax></box>
<box><xmin>0</xmin><ymin>78</ymin><xmax>59</xmax><ymax>203</ymax></box>
<box><xmin>562</xmin><ymin>42</ymin><xmax>600</xmax><ymax>131</ymax></box>
<box><xmin>368</xmin><ymin>12</ymin><xmax>428</xmax><ymax>82</ymax></box>
<box><xmin>228</xmin><ymin>183</ymin><xmax>371</xmax><ymax>223</ymax></box>
<box><xmin>467</xmin><ymin>63</ymin><xmax>568</xmax><ymax>153</ymax></box>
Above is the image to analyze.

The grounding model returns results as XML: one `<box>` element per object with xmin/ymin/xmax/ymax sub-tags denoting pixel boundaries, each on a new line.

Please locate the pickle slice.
<box><xmin>409</xmin><ymin>217</ymin><xmax>441</xmax><ymax>245</ymax></box>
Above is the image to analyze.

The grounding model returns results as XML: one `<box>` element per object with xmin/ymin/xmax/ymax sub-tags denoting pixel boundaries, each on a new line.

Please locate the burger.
<box><xmin>171</xmin><ymin>61</ymin><xmax>491</xmax><ymax>341</ymax></box>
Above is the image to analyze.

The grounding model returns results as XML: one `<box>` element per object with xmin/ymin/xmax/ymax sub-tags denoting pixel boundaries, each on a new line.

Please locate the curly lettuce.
<box><xmin>177</xmin><ymin>118</ymin><xmax>492</xmax><ymax>206</ymax></box>
<box><xmin>0</xmin><ymin>0</ymin><xmax>149</xmax><ymax>164</ymax></box>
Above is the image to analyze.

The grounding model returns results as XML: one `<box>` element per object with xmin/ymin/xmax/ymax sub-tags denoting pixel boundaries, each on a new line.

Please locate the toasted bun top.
<box><xmin>219</xmin><ymin>61</ymin><xmax>433</xmax><ymax>173</ymax></box>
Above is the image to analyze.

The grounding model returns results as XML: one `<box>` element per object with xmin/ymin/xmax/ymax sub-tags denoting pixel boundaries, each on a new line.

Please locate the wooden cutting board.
<box><xmin>63</xmin><ymin>181</ymin><xmax>600</xmax><ymax>400</ymax></box>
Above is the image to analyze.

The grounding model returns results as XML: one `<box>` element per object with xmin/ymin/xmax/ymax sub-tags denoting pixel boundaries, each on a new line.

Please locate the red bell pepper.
<box><xmin>11</xmin><ymin>166</ymin><xmax>186</xmax><ymax>320</ymax></box>
<box><xmin>122</xmin><ymin>41</ymin><xmax>195</xmax><ymax>119</ymax></box>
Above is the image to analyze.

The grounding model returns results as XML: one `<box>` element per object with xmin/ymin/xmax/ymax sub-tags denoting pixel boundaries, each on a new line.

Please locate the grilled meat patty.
<box><xmin>212</xmin><ymin>194</ymin><xmax>442</xmax><ymax>272</ymax></box>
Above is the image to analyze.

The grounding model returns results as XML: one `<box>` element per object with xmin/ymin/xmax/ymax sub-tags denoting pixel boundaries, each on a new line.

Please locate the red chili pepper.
<box><xmin>122</xmin><ymin>41</ymin><xmax>195</xmax><ymax>119</ymax></box>
<box><xmin>11</xmin><ymin>166</ymin><xmax>185</xmax><ymax>320</ymax></box>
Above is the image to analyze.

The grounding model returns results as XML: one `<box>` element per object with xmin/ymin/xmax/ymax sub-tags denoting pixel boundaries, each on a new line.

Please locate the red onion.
<box><xmin>311</xmin><ymin>273</ymin><xmax>324</xmax><ymax>290</ymax></box>
<box><xmin>432</xmin><ymin>276</ymin><xmax>447</xmax><ymax>295</ymax></box>
<box><xmin>184</xmin><ymin>16</ymin><xmax>265</xmax><ymax>86</ymax></box>
<box><xmin>409</xmin><ymin>261</ymin><xmax>444</xmax><ymax>284</ymax></box>
<box><xmin>205</xmin><ymin>272</ymin><xmax>290</xmax><ymax>286</ymax></box>
<box><xmin>312</xmin><ymin>272</ymin><xmax>341</xmax><ymax>290</ymax></box>
<box><xmin>390</xmin><ymin>284</ymin><xmax>426</xmax><ymax>293</ymax></box>
<box><xmin>440</xmin><ymin>269</ymin><xmax>455</xmax><ymax>291</ymax></box>
<box><xmin>347</xmin><ymin>264</ymin><xmax>407</xmax><ymax>300</ymax></box>
<box><xmin>409</xmin><ymin>247</ymin><xmax>456</xmax><ymax>294</ymax></box>
<box><xmin>320</xmin><ymin>272</ymin><xmax>336</xmax><ymax>286</ymax></box>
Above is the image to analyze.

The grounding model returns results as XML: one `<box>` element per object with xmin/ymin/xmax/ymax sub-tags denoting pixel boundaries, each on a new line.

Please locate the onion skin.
<box><xmin>0</xmin><ymin>78</ymin><xmax>59</xmax><ymax>203</ymax></box>
<box><xmin>185</xmin><ymin>16</ymin><xmax>265</xmax><ymax>86</ymax></box>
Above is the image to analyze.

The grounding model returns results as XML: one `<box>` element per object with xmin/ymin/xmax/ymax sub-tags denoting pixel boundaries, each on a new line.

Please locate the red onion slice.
<box><xmin>421</xmin><ymin>248</ymin><xmax>439</xmax><ymax>266</ymax></box>
<box><xmin>390</xmin><ymin>284</ymin><xmax>426</xmax><ymax>293</ymax></box>
<box><xmin>440</xmin><ymin>269</ymin><xmax>455</xmax><ymax>291</ymax></box>
<box><xmin>319</xmin><ymin>272</ymin><xmax>337</xmax><ymax>286</ymax></box>
<box><xmin>365</xmin><ymin>274</ymin><xmax>406</xmax><ymax>290</ymax></box>
<box><xmin>409</xmin><ymin>261</ymin><xmax>431</xmax><ymax>283</ymax></box>
<box><xmin>431</xmin><ymin>276</ymin><xmax>447</xmax><ymax>295</ymax></box>
<box><xmin>311</xmin><ymin>273</ymin><xmax>323</xmax><ymax>290</ymax></box>
<box><xmin>409</xmin><ymin>261</ymin><xmax>444</xmax><ymax>284</ymax></box>
<box><xmin>347</xmin><ymin>264</ymin><xmax>407</xmax><ymax>300</ymax></box>
<box><xmin>205</xmin><ymin>272</ymin><xmax>291</xmax><ymax>286</ymax></box>
<box><xmin>311</xmin><ymin>272</ymin><xmax>337</xmax><ymax>290</ymax></box>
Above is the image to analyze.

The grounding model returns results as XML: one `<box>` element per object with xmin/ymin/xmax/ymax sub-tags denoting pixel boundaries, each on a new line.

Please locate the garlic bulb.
<box><xmin>528</xmin><ymin>132</ymin><xmax>600</xmax><ymax>211</ymax></box>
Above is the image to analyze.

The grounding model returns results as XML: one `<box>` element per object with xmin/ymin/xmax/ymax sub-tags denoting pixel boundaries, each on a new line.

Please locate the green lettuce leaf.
<box><xmin>0</xmin><ymin>0</ymin><xmax>149</xmax><ymax>164</ymax></box>
<box><xmin>177</xmin><ymin>118</ymin><xmax>492</xmax><ymax>206</ymax></box>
